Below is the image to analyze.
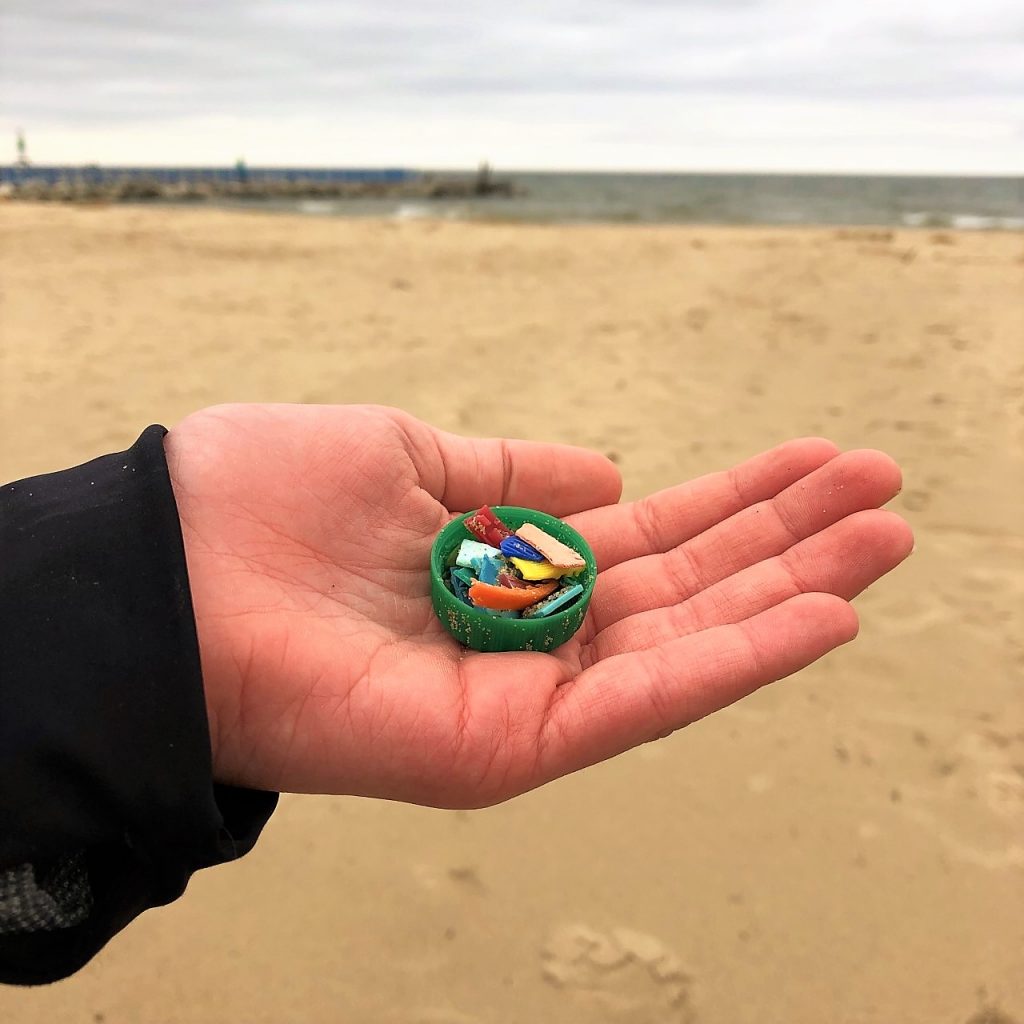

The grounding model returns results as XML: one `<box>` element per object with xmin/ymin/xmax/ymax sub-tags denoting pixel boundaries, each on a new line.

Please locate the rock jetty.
<box><xmin>0</xmin><ymin>166</ymin><xmax>519</xmax><ymax>204</ymax></box>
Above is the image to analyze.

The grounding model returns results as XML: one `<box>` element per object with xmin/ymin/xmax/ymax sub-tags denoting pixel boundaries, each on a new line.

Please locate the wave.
<box><xmin>297</xmin><ymin>199</ymin><xmax>338</xmax><ymax>215</ymax></box>
<box><xmin>901</xmin><ymin>210</ymin><xmax>1024</xmax><ymax>230</ymax></box>
<box><xmin>392</xmin><ymin>202</ymin><xmax>467</xmax><ymax>222</ymax></box>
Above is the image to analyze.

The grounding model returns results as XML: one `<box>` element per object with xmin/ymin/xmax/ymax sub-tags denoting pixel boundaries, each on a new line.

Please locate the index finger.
<box><xmin>566</xmin><ymin>437</ymin><xmax>841</xmax><ymax>570</ymax></box>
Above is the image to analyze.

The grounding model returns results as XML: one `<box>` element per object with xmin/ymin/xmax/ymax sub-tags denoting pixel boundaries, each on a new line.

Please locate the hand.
<box><xmin>164</xmin><ymin>404</ymin><xmax>912</xmax><ymax>807</ymax></box>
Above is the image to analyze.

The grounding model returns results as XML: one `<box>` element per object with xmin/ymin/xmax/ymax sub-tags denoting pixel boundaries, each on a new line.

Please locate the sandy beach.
<box><xmin>1</xmin><ymin>203</ymin><xmax>1022</xmax><ymax>1023</ymax></box>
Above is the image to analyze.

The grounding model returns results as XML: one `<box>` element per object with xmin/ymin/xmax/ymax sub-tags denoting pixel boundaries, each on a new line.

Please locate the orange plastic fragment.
<box><xmin>468</xmin><ymin>579</ymin><xmax>558</xmax><ymax>611</ymax></box>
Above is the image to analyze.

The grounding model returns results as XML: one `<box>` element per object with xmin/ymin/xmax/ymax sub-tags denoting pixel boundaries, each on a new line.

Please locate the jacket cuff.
<box><xmin>0</xmin><ymin>426</ymin><xmax>277</xmax><ymax>984</ymax></box>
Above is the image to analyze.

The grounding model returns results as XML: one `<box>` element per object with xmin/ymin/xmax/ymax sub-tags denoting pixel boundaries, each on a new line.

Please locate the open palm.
<box><xmin>164</xmin><ymin>403</ymin><xmax>912</xmax><ymax>808</ymax></box>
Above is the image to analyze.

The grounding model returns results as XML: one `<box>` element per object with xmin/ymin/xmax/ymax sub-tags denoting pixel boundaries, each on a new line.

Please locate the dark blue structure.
<box><xmin>0</xmin><ymin>165</ymin><xmax>412</xmax><ymax>185</ymax></box>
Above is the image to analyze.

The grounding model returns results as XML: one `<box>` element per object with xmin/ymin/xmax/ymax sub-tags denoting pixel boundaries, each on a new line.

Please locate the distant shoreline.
<box><xmin>0</xmin><ymin>165</ymin><xmax>517</xmax><ymax>204</ymax></box>
<box><xmin>2</xmin><ymin>168</ymin><xmax>1020</xmax><ymax>229</ymax></box>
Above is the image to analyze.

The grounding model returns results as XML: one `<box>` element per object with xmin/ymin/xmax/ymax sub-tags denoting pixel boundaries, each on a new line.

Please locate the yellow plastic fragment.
<box><xmin>510</xmin><ymin>557</ymin><xmax>584</xmax><ymax>581</ymax></box>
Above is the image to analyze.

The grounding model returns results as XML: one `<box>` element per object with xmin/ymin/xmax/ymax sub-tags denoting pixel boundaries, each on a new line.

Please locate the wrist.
<box><xmin>162</xmin><ymin>428</ymin><xmax>225</xmax><ymax>778</ymax></box>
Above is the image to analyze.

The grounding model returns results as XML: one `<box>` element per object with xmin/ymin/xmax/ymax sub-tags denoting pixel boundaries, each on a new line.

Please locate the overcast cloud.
<box><xmin>2</xmin><ymin>0</ymin><xmax>1022</xmax><ymax>171</ymax></box>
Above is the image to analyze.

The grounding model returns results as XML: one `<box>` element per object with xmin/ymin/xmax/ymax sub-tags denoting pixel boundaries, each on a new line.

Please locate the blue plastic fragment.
<box><xmin>449</xmin><ymin>568</ymin><xmax>473</xmax><ymax>605</ymax></box>
<box><xmin>499</xmin><ymin>536</ymin><xmax>545</xmax><ymax>561</ymax></box>
<box><xmin>521</xmin><ymin>582</ymin><xmax>584</xmax><ymax>619</ymax></box>
<box><xmin>479</xmin><ymin>554</ymin><xmax>502</xmax><ymax>586</ymax></box>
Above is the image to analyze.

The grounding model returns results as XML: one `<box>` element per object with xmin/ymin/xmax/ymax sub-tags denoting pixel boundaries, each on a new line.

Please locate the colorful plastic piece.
<box><xmin>452</xmin><ymin>567</ymin><xmax>476</xmax><ymax>588</ymax></box>
<box><xmin>449</xmin><ymin>568</ymin><xmax>472</xmax><ymax>605</ymax></box>
<box><xmin>510</xmin><ymin>557</ymin><xmax>584</xmax><ymax>581</ymax></box>
<box><xmin>469</xmin><ymin>579</ymin><xmax>558</xmax><ymax>611</ymax></box>
<box><xmin>455</xmin><ymin>539</ymin><xmax>502</xmax><ymax>572</ymax></box>
<box><xmin>498</xmin><ymin>570</ymin><xmax>531</xmax><ymax>589</ymax></box>
<box><xmin>521</xmin><ymin>582</ymin><xmax>585</xmax><ymax>618</ymax></box>
<box><xmin>514</xmin><ymin>524</ymin><xmax>586</xmax><ymax>571</ymax></box>
<box><xmin>509</xmin><ymin>557</ymin><xmax>561</xmax><ymax>580</ymax></box>
<box><xmin>479</xmin><ymin>554</ymin><xmax>502</xmax><ymax>585</ymax></box>
<box><xmin>499</xmin><ymin>535</ymin><xmax>545</xmax><ymax>561</ymax></box>
<box><xmin>464</xmin><ymin>505</ymin><xmax>514</xmax><ymax>547</ymax></box>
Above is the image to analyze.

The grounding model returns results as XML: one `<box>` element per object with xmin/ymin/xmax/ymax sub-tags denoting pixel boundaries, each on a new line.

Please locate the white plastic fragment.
<box><xmin>455</xmin><ymin>539</ymin><xmax>502</xmax><ymax>571</ymax></box>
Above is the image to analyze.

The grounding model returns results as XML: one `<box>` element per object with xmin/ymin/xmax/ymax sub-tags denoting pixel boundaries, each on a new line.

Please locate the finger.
<box><xmin>542</xmin><ymin>593</ymin><xmax>858</xmax><ymax>780</ymax></box>
<box><xmin>586</xmin><ymin>509</ymin><xmax>912</xmax><ymax>662</ymax></box>
<box><xmin>587</xmin><ymin>448</ymin><xmax>902</xmax><ymax>632</ymax></box>
<box><xmin>567</xmin><ymin>437</ymin><xmax>840</xmax><ymax>571</ymax></box>
<box><xmin>401</xmin><ymin>416</ymin><xmax>623</xmax><ymax>517</ymax></box>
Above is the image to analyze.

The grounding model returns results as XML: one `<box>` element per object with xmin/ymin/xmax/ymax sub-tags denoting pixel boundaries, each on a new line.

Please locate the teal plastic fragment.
<box><xmin>479</xmin><ymin>554</ymin><xmax>502</xmax><ymax>585</ymax></box>
<box><xmin>449</xmin><ymin>568</ymin><xmax>473</xmax><ymax>605</ymax></box>
<box><xmin>521</xmin><ymin>582</ymin><xmax>584</xmax><ymax>619</ymax></box>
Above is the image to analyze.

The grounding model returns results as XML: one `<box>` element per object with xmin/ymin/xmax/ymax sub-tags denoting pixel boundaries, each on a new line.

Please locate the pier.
<box><xmin>0</xmin><ymin>165</ymin><xmax>518</xmax><ymax>203</ymax></box>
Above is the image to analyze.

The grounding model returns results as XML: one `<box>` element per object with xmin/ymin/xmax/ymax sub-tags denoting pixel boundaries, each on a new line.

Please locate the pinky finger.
<box><xmin>543</xmin><ymin>593</ymin><xmax>858</xmax><ymax>780</ymax></box>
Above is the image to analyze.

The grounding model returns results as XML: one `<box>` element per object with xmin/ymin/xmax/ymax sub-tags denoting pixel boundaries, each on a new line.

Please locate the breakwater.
<box><xmin>0</xmin><ymin>165</ymin><xmax>518</xmax><ymax>203</ymax></box>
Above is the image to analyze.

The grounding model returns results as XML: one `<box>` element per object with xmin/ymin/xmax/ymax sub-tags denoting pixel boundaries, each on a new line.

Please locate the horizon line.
<box><xmin>3</xmin><ymin>162</ymin><xmax>1021</xmax><ymax>179</ymax></box>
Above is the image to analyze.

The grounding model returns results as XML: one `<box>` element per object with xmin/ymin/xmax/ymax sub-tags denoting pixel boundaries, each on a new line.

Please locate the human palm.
<box><xmin>164</xmin><ymin>403</ymin><xmax>912</xmax><ymax>808</ymax></box>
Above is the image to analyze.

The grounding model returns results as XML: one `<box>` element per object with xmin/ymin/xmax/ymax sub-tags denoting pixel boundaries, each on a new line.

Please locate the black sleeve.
<box><xmin>0</xmin><ymin>425</ymin><xmax>278</xmax><ymax>985</ymax></box>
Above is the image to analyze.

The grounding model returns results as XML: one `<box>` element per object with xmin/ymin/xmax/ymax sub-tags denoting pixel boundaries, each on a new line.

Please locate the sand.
<box><xmin>1</xmin><ymin>203</ymin><xmax>1022</xmax><ymax>1023</ymax></box>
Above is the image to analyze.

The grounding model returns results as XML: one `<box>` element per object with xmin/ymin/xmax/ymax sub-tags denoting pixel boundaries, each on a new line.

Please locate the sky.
<box><xmin>2</xmin><ymin>0</ymin><xmax>1023</xmax><ymax>173</ymax></box>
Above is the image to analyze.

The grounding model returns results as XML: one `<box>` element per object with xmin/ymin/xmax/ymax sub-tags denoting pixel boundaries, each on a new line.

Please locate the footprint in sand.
<box><xmin>964</xmin><ymin>1006</ymin><xmax>1023</xmax><ymax>1024</ymax></box>
<box><xmin>900</xmin><ymin>727</ymin><xmax>1024</xmax><ymax>869</ymax></box>
<box><xmin>540</xmin><ymin>924</ymin><xmax>695</xmax><ymax>1024</ymax></box>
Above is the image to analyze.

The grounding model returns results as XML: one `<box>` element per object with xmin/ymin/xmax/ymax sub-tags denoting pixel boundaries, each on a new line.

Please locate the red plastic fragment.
<box><xmin>464</xmin><ymin>505</ymin><xmax>513</xmax><ymax>547</ymax></box>
<box><xmin>498</xmin><ymin>570</ymin><xmax>531</xmax><ymax>589</ymax></box>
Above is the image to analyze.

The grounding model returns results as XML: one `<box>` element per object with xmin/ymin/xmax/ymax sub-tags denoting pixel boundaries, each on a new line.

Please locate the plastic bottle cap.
<box><xmin>430</xmin><ymin>506</ymin><xmax>597</xmax><ymax>653</ymax></box>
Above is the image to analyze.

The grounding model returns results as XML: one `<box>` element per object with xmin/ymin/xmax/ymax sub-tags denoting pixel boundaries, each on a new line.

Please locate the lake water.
<box><xmin>5</xmin><ymin>166</ymin><xmax>1022</xmax><ymax>228</ymax></box>
<box><xmin>241</xmin><ymin>171</ymin><xmax>1024</xmax><ymax>229</ymax></box>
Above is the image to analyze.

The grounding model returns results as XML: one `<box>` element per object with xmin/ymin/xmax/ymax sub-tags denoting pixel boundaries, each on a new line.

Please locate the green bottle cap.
<box><xmin>430</xmin><ymin>506</ymin><xmax>596</xmax><ymax>653</ymax></box>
